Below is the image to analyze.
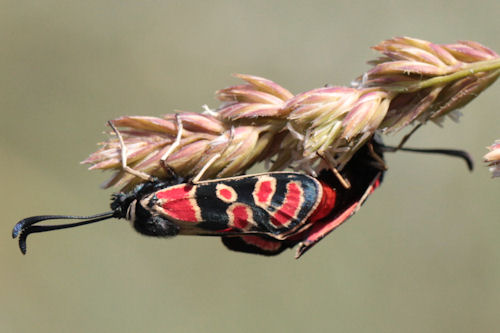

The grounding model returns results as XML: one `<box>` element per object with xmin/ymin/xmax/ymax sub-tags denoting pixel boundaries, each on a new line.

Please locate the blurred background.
<box><xmin>1</xmin><ymin>1</ymin><xmax>499</xmax><ymax>332</ymax></box>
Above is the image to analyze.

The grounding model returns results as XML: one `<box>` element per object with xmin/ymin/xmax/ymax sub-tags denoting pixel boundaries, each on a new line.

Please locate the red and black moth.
<box><xmin>12</xmin><ymin>137</ymin><xmax>387</xmax><ymax>258</ymax></box>
<box><xmin>12</xmin><ymin>128</ymin><xmax>474</xmax><ymax>258</ymax></box>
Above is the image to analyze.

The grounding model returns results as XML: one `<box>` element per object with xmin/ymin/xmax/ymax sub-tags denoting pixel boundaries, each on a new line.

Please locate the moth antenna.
<box><xmin>13</xmin><ymin>212</ymin><xmax>115</xmax><ymax>254</ymax></box>
<box><xmin>385</xmin><ymin>124</ymin><xmax>473</xmax><ymax>171</ymax></box>
<box><xmin>108</xmin><ymin>120</ymin><xmax>154</xmax><ymax>181</ymax></box>
<box><xmin>384</xmin><ymin>145</ymin><xmax>474</xmax><ymax>171</ymax></box>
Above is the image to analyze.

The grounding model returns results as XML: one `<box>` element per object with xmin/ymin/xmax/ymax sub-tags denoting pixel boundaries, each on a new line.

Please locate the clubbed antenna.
<box><xmin>12</xmin><ymin>212</ymin><xmax>115</xmax><ymax>254</ymax></box>
<box><xmin>384</xmin><ymin>145</ymin><xmax>474</xmax><ymax>171</ymax></box>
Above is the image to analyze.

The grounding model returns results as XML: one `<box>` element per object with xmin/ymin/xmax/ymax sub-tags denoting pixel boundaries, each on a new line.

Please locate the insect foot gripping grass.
<box><xmin>12</xmin><ymin>121</ymin><xmax>389</xmax><ymax>258</ymax></box>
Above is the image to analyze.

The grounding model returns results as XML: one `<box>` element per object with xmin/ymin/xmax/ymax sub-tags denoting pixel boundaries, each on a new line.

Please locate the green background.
<box><xmin>1</xmin><ymin>1</ymin><xmax>499</xmax><ymax>332</ymax></box>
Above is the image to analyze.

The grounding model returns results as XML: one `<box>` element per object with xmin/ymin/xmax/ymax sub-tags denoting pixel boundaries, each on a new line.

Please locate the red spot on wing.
<box><xmin>270</xmin><ymin>182</ymin><xmax>303</xmax><ymax>227</ymax></box>
<box><xmin>220</xmin><ymin>189</ymin><xmax>232</xmax><ymax>200</ymax></box>
<box><xmin>216</xmin><ymin>184</ymin><xmax>237</xmax><ymax>203</ymax></box>
<box><xmin>231</xmin><ymin>205</ymin><xmax>249</xmax><ymax>229</ymax></box>
<box><xmin>253</xmin><ymin>176</ymin><xmax>276</xmax><ymax>208</ymax></box>
<box><xmin>256</xmin><ymin>181</ymin><xmax>273</xmax><ymax>203</ymax></box>
<box><xmin>156</xmin><ymin>184</ymin><xmax>199</xmax><ymax>222</ymax></box>
<box><xmin>227</xmin><ymin>204</ymin><xmax>253</xmax><ymax>230</ymax></box>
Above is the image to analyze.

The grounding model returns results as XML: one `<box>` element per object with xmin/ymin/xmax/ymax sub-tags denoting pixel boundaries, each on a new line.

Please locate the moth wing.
<box><xmin>195</xmin><ymin>173</ymin><xmax>321</xmax><ymax>236</ymax></box>
<box><xmin>221</xmin><ymin>235</ymin><xmax>294</xmax><ymax>256</ymax></box>
<box><xmin>247</xmin><ymin>173</ymin><xmax>322</xmax><ymax>236</ymax></box>
<box><xmin>295</xmin><ymin>172</ymin><xmax>383</xmax><ymax>258</ymax></box>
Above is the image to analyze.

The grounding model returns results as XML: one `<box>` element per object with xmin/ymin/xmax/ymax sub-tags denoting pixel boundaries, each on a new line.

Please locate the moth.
<box><xmin>13</xmin><ymin>123</ymin><xmax>472</xmax><ymax>258</ymax></box>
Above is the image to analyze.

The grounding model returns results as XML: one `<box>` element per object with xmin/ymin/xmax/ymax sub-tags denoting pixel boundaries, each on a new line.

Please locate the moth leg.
<box><xmin>367</xmin><ymin>141</ymin><xmax>387</xmax><ymax>171</ymax></box>
<box><xmin>191</xmin><ymin>152</ymin><xmax>222</xmax><ymax>184</ymax></box>
<box><xmin>316</xmin><ymin>152</ymin><xmax>351</xmax><ymax>189</ymax></box>
<box><xmin>160</xmin><ymin>113</ymin><xmax>184</xmax><ymax>174</ymax></box>
<box><xmin>190</xmin><ymin>125</ymin><xmax>235</xmax><ymax>184</ymax></box>
<box><xmin>108</xmin><ymin>121</ymin><xmax>154</xmax><ymax>182</ymax></box>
